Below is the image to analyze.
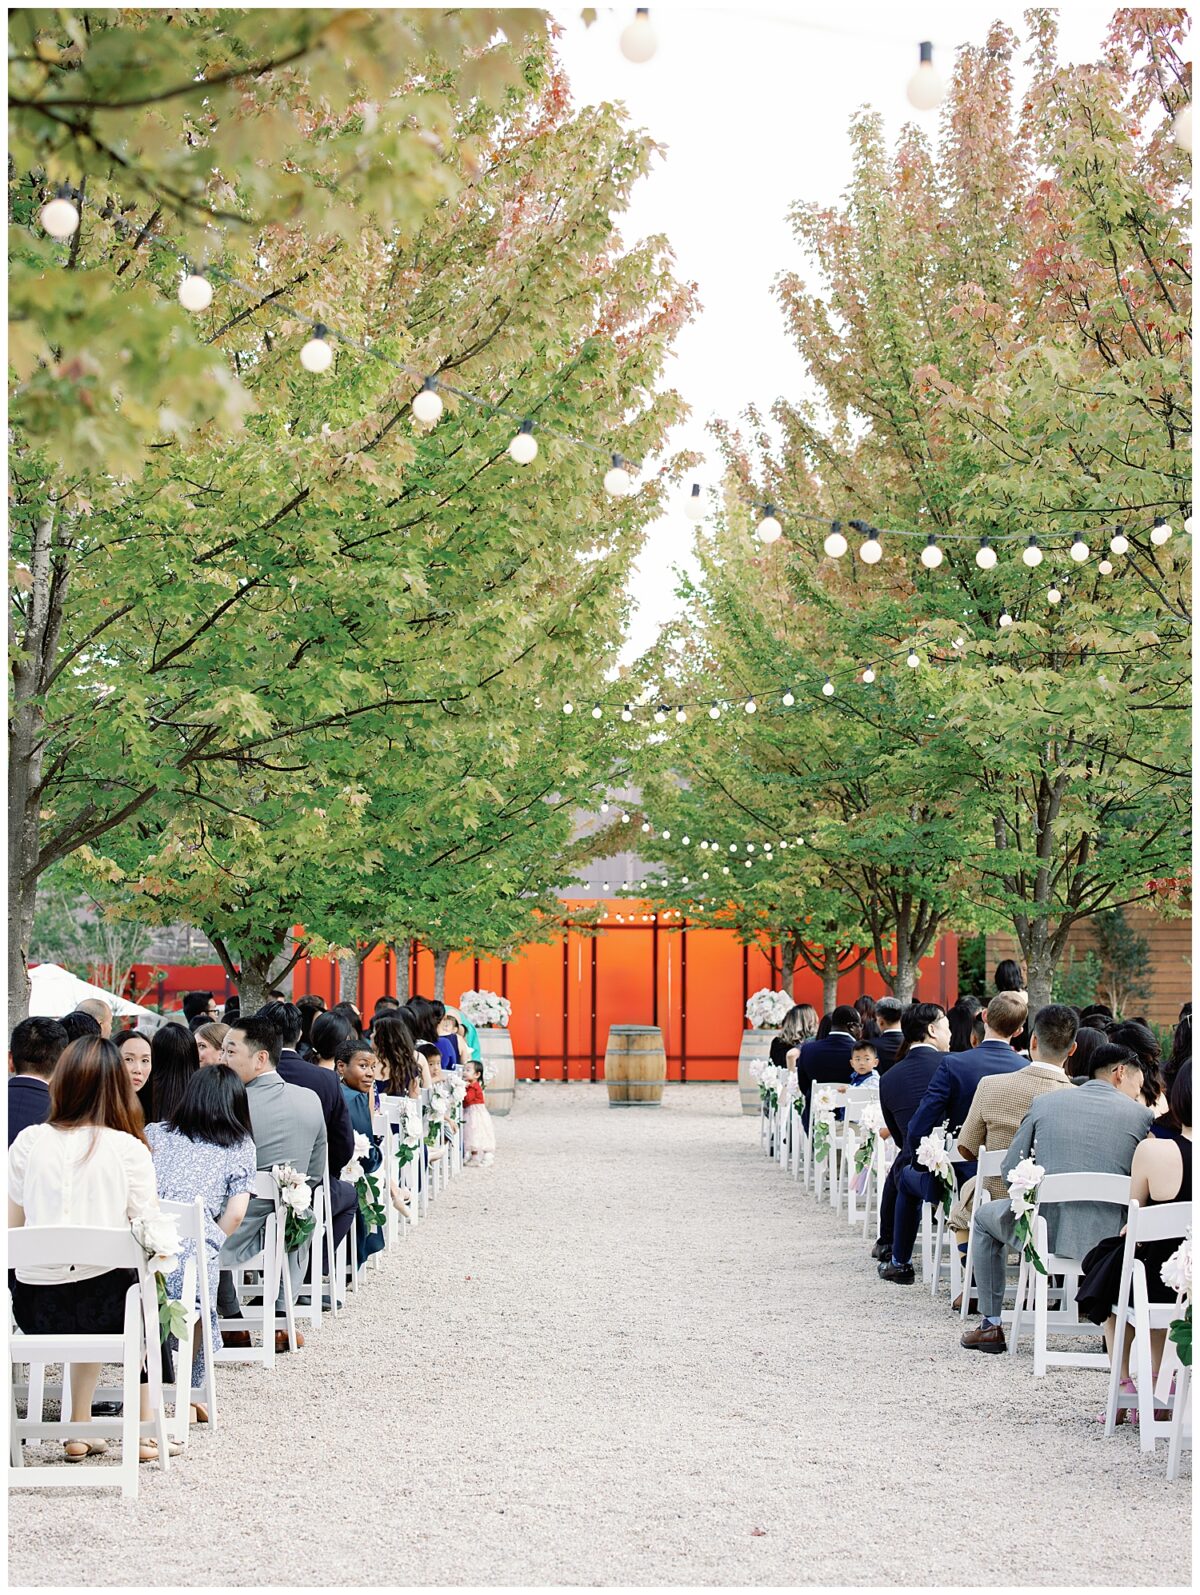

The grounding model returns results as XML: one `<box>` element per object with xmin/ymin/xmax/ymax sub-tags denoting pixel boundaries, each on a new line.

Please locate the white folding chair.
<box><xmin>1103</xmin><ymin>1198</ymin><xmax>1192</xmax><ymax>1446</ymax></box>
<box><xmin>1166</xmin><ymin>1361</ymin><xmax>1192</xmax><ymax>1481</ymax></box>
<box><xmin>214</xmin><ymin>1172</ymin><xmax>298</xmax><ymax>1368</ymax></box>
<box><xmin>836</xmin><ymin>1091</ymin><xmax>881</xmax><ymax>1221</ymax></box>
<box><xmin>159</xmin><ymin>1196</ymin><xmax>215</xmax><ymax>1443</ymax></box>
<box><xmin>1010</xmin><ymin>1172</ymin><xmax>1132</xmax><ymax>1375</ymax></box>
<box><xmin>9</xmin><ymin>1227</ymin><xmax>170</xmax><ymax>1499</ymax></box>
<box><xmin>926</xmin><ymin>1131</ymin><xmax>963</xmax><ymax>1296</ymax></box>
<box><xmin>959</xmin><ymin>1149</ymin><xmax>1008</xmax><ymax>1319</ymax></box>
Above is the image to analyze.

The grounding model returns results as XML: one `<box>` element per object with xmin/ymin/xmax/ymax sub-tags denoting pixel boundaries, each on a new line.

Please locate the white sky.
<box><xmin>550</xmin><ymin>3</ymin><xmax>1120</xmax><ymax>661</ymax></box>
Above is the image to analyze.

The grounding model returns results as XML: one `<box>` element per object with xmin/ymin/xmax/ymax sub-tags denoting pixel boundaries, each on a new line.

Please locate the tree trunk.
<box><xmin>432</xmin><ymin>947</ymin><xmax>451</xmax><ymax>1002</ymax></box>
<box><xmin>1023</xmin><ymin>935</ymin><xmax>1057</xmax><ymax>1014</ymax></box>
<box><xmin>891</xmin><ymin>958</ymin><xmax>917</xmax><ymax>1006</ymax></box>
<box><xmin>390</xmin><ymin>943</ymin><xmax>411</xmax><ymax>1004</ymax></box>
<box><xmin>821</xmin><ymin>951</ymin><xmax>840</xmax><ymax>1015</ymax></box>
<box><xmin>239</xmin><ymin>962</ymin><xmax>271</xmax><ymax>1017</ymax></box>
<box><xmin>338</xmin><ymin>951</ymin><xmax>362</xmax><ymax>1010</ymax></box>
<box><xmin>780</xmin><ymin>937</ymin><xmax>800</xmax><ymax>998</ymax></box>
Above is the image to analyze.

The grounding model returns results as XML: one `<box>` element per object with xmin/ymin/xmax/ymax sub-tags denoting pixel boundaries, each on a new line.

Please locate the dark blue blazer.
<box><xmin>872</xmin><ymin>1028</ymin><xmax>904</xmax><ymax>1075</ymax></box>
<box><xmin>277</xmin><ymin>1049</ymin><xmax>355</xmax><ymax>1177</ymax></box>
<box><xmin>902</xmin><ymin>1040</ymin><xmax>1025</xmax><ymax>1158</ymax></box>
<box><xmin>796</xmin><ymin>1032</ymin><xmax>857</xmax><ymax>1127</ymax></box>
<box><xmin>878</xmin><ymin>1045</ymin><xmax>942</xmax><ymax>1149</ymax></box>
<box><xmin>8</xmin><ymin>1075</ymin><xmax>50</xmax><ymax>1146</ymax></box>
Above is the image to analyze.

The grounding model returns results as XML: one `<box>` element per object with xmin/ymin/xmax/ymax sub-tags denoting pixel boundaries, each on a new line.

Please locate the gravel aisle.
<box><xmin>8</xmin><ymin>1083</ymin><xmax>1190</xmax><ymax>1587</ymax></box>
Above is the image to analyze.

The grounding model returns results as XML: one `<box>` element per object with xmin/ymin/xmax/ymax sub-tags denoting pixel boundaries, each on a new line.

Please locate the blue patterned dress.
<box><xmin>145</xmin><ymin>1123</ymin><xmax>257</xmax><ymax>1387</ymax></box>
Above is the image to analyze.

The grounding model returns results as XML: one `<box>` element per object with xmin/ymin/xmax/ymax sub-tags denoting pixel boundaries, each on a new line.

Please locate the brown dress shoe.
<box><xmin>951</xmin><ymin>1292</ymin><xmax>977</xmax><ymax>1313</ymax></box>
<box><xmin>221</xmin><ymin>1330</ymin><xmax>252</xmax><ymax>1349</ymax></box>
<box><xmin>275</xmin><ymin>1329</ymin><xmax>305</xmax><ymax>1352</ymax></box>
<box><xmin>961</xmin><ymin>1319</ymin><xmax>1006</xmax><ymax>1353</ymax></box>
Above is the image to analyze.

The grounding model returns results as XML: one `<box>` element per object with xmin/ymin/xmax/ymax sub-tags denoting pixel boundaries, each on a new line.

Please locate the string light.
<box><xmin>1069</xmin><ymin>537</ymin><xmax>1089</xmax><ymax>562</ymax></box>
<box><xmin>919</xmin><ymin>534</ymin><xmax>943</xmax><ymax>569</ymax></box>
<box><xmin>621</xmin><ymin>812</ymin><xmax>631</xmax><ymax>823</ymax></box>
<box><xmin>662</xmin><ymin>830</ymin><xmax>670</xmax><ymax>839</ymax></box>
<box><xmin>906</xmin><ymin>41</ymin><xmax>945</xmax><ymax>110</ymax></box>
<box><xmin>675</xmin><ymin>707</ymin><xmax>687</xmax><ymax>723</ymax></box>
<box><xmin>823</xmin><ymin>521</ymin><xmax>848</xmax><ymax>557</ymax></box>
<box><xmin>1110</xmin><ymin>530</ymin><xmax>1130</xmax><ymax>555</ymax></box>
<box><xmin>976</xmin><ymin>537</ymin><xmax>997</xmax><ymax>570</ymax></box>
<box><xmin>642</xmin><ymin>821</ymin><xmax>651</xmax><ymax>833</ymax></box>
<box><xmin>1047</xmin><ymin>586</ymin><xmax>1062</xmax><ymax>604</ymax></box>
<box><xmin>859</xmin><ymin>528</ymin><xmax>883</xmax><ymax>564</ymax></box>
<box><xmin>755</xmin><ymin>505</ymin><xmax>783</xmax><ymax>544</ymax></box>
<box><xmin>604</xmin><ymin>455</ymin><xmax>634</xmax><ymax>498</ymax></box>
<box><xmin>619</xmin><ymin>7</ymin><xmax>657</xmax><ymax>63</ymax></box>
<box><xmin>412</xmin><ymin>377</ymin><xmax>443</xmax><ymax>424</ymax></box>
<box><xmin>600</xmin><ymin>803</ymin><xmax>609</xmax><ymax>813</ymax></box>
<box><xmin>1151</xmin><ymin>517</ymin><xmax>1173</xmax><ymax>546</ymax></box>
<box><xmin>684</xmin><ymin>483</ymin><xmax>705</xmax><ymax>522</ymax></box>
<box><xmin>906</xmin><ymin>650</ymin><xmax>920</xmax><ymax>668</ymax></box>
<box><xmin>862</xmin><ymin>666</ymin><xmax>876</xmax><ymax>683</ymax></box>
<box><xmin>999</xmin><ymin>612</ymin><xmax>1014</xmax><ymax>628</ymax></box>
<box><xmin>1098</xmin><ymin>559</ymin><xmax>1114</xmax><ymax>575</ymax></box>
<box><xmin>744</xmin><ymin>697</ymin><xmax>757</xmax><ymax>714</ymax></box>
<box><xmin>621</xmin><ymin>704</ymin><xmax>633</xmax><ymax>722</ymax></box>
<box><xmin>591</xmin><ymin>704</ymin><xmax>603</xmax><ymax>718</ymax></box>
<box><xmin>708</xmin><ymin>704</ymin><xmax>720</xmax><ymax>719</ymax></box>
<box><xmin>781</xmin><ymin>690</ymin><xmax>795</xmax><ymax>706</ymax></box>
<box><xmin>300</xmin><ymin>324</ymin><xmax>334</xmax><ymax>372</ymax></box>
<box><xmin>508</xmin><ymin>420</ymin><xmax>538</xmax><ymax>464</ymax></box>
<box><xmin>562</xmin><ymin>700</ymin><xmax>574</xmax><ymax>714</ymax></box>
<box><xmin>822</xmin><ymin>679</ymin><xmax>835</xmax><ymax>696</ymax></box>
<box><xmin>1022</xmin><ymin>536</ymin><xmax>1044</xmax><ymax>568</ymax></box>
<box><xmin>40</xmin><ymin>186</ymin><xmax>79</xmax><ymax>238</ymax></box>
<box><xmin>654</xmin><ymin>706</ymin><xmax>667</xmax><ymax>724</ymax></box>
<box><xmin>178</xmin><ymin>272</ymin><xmax>214</xmax><ymax>311</ymax></box>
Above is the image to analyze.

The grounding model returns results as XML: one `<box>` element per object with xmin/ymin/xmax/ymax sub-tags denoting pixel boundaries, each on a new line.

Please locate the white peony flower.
<box><xmin>1161</xmin><ymin>1235</ymin><xmax>1193</xmax><ymax>1299</ymax></box>
<box><xmin>916</xmin><ymin>1131</ymin><xmax>953</xmax><ymax>1184</ymax></box>
<box><xmin>281</xmin><ymin>1180</ymin><xmax>312</xmax><ymax>1214</ymax></box>
<box><xmin>458</xmin><ymin>989</ymin><xmax>511</xmax><ymax>1028</ymax></box>
<box><xmin>132</xmin><ymin>1212</ymin><xmax>182</xmax><ymax>1275</ymax></box>
<box><xmin>352</xmin><ymin>1132</ymin><xmax>371</xmax><ymax>1162</ymax></box>
<box><xmin>341</xmin><ymin>1157</ymin><xmax>365</xmax><ymax>1185</ymax></box>
<box><xmin>745</xmin><ymin>988</ymin><xmax>794</xmax><ymax>1028</ymax></box>
<box><xmin>1005</xmin><ymin>1156</ymin><xmax>1044</xmax><ymax>1216</ymax></box>
<box><xmin>858</xmin><ymin>1102</ymin><xmax>886</xmax><ymax>1137</ymax></box>
<box><xmin>812</xmin><ymin>1085</ymin><xmax>839</xmax><ymax>1114</ymax></box>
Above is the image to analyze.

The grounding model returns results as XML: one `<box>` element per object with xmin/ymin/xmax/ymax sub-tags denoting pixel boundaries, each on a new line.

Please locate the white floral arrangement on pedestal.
<box><xmin>745</xmin><ymin>988</ymin><xmax>794</xmax><ymax>1029</ymax></box>
<box><xmin>459</xmin><ymin>989</ymin><xmax>511</xmax><ymax>1028</ymax></box>
<box><xmin>1161</xmin><ymin>1233</ymin><xmax>1192</xmax><ymax>1367</ymax></box>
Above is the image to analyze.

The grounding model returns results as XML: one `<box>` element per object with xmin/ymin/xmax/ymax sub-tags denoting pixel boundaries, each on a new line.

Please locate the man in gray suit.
<box><xmin>216</xmin><ymin>1014</ymin><xmax>327</xmax><ymax>1351</ymax></box>
<box><xmin>961</xmin><ymin>1040</ymin><xmax>1152</xmax><ymax>1353</ymax></box>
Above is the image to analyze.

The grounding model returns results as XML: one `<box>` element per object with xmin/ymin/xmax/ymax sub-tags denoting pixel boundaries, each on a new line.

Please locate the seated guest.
<box><xmin>73</xmin><ymin>998</ymin><xmax>113</xmax><ymax>1039</ymax></box>
<box><xmin>794</xmin><ymin>1005</ymin><xmax>862</xmax><ymax>1129</ymax></box>
<box><xmin>258</xmin><ymin>1001</ymin><xmax>355</xmax><ymax>1256</ymax></box>
<box><xmin>1067</xmin><ymin>1025</ymin><xmax>1108</xmax><ymax>1082</ymax></box>
<box><xmin>367</xmin><ymin>995</ymin><xmax>401</xmax><ymax>1038</ymax></box>
<box><xmin>310</xmin><ymin>1011</ymin><xmax>355</xmax><ymax>1072</ymax></box>
<box><xmin>335</xmin><ymin>1041</ymin><xmax>396</xmax><ymax>1258</ymax></box>
<box><xmin>950</xmin><ymin>1004</ymin><xmax>1078</xmax><ymax>1302</ymax></box>
<box><xmin>182</xmin><ymin>992</ymin><xmax>218</xmax><ymax>1032</ymax></box>
<box><xmin>435</xmin><ymin>1011</ymin><xmax>463</xmax><ymax>1072</ymax></box>
<box><xmin>216</xmin><ymin>1016</ymin><xmax>327</xmax><ymax>1350</ymax></box>
<box><xmin>8</xmin><ymin>1037</ymin><xmax>172</xmax><ymax>1463</ymax></box>
<box><xmin>961</xmin><ymin>1040</ymin><xmax>1153</xmax><ymax>1354</ymax></box>
<box><xmin>1108</xmin><ymin>1020</ymin><xmax>1167</xmax><ymax>1113</ymax></box>
<box><xmin>295</xmin><ymin>993</ymin><xmax>327</xmax><ymax>1060</ymax></box>
<box><xmin>770</xmin><ymin>1004</ymin><xmax>818</xmax><ymax>1072</ymax></box>
<box><xmin>194</xmin><ymin>1021</ymin><xmax>229</xmax><ymax>1068</ymax></box>
<box><xmin>970</xmin><ymin>1010</ymin><xmax>986</xmax><ymax>1046</ymax></box>
<box><xmin>871</xmin><ymin>998</ymin><xmax>905</xmax><ymax>1073</ymax></box>
<box><xmin>1077</xmin><ymin>1061</ymin><xmax>1191</xmax><ymax>1399</ymax></box>
<box><xmin>145</xmin><ymin>1022</ymin><xmax>199</xmax><ymax>1126</ymax></box>
<box><xmin>146</xmin><ymin>1065</ymin><xmax>256</xmax><ymax>1418</ymax></box>
<box><xmin>870</xmin><ymin>1004</ymin><xmax>948</xmax><ymax>1262</ymax></box>
<box><xmin>221</xmin><ymin>995</ymin><xmax>240</xmax><ymax>1025</ymax></box>
<box><xmin>374</xmin><ymin>1016</ymin><xmax>424</xmax><ymax>1098</ymax></box>
<box><xmin>853</xmin><ymin>994</ymin><xmax>880</xmax><ymax>1040</ymax></box>
<box><xmin>848</xmin><ymin>1040</ymin><xmax>880</xmax><ymax>1087</ymax></box>
<box><xmin>330</xmin><ymin>999</ymin><xmax>365</xmax><ymax>1039</ymax></box>
<box><xmin>60</xmin><ymin>1011</ymin><xmax>101</xmax><ymax>1043</ymax></box>
<box><xmin>117</xmin><ymin>1029</ymin><xmax>153</xmax><ymax>1104</ymax></box>
<box><xmin>8</xmin><ymin>1017</ymin><xmax>68</xmax><ymax>1145</ymax></box>
<box><xmin>1079</xmin><ymin>1004</ymin><xmax>1114</xmax><ymax>1031</ymax></box>
<box><xmin>946</xmin><ymin>996</ymin><xmax>983</xmax><ymax>1054</ymax></box>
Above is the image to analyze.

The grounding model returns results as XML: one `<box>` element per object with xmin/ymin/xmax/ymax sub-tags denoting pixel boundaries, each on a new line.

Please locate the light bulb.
<box><xmin>859</xmin><ymin>531</ymin><xmax>883</xmax><ymax>564</ymax></box>
<box><xmin>975</xmin><ymin>537</ymin><xmax>997</xmax><ymax>570</ymax></box>
<box><xmin>1098</xmin><ymin>558</ymin><xmax>1114</xmax><ymax>575</ymax></box>
<box><xmin>1109</xmin><ymin>531</ymin><xmax>1130</xmax><ymax>555</ymax></box>
<box><xmin>746</xmin><ymin>843</ymin><xmax>755</xmax><ymax>852</ymax></box>
<box><xmin>412</xmin><ymin>378</ymin><xmax>443</xmax><ymax>423</ymax></box>
<box><xmin>1069</xmin><ymin>538</ymin><xmax>1089</xmax><ymax>562</ymax></box>
<box><xmin>508</xmin><ymin>421</ymin><xmax>538</xmax><ymax>464</ymax></box>
<box><xmin>862</xmin><ymin>667</ymin><xmax>875</xmax><ymax>684</ymax></box>
<box><xmin>756</xmin><ymin>506</ymin><xmax>782</xmax><ymax>544</ymax></box>
<box><xmin>699</xmin><ymin>841</ymin><xmax>708</xmax><ymax>850</ymax></box>
<box><xmin>708</xmin><ymin>705</ymin><xmax>720</xmax><ymax>719</ymax></box>
<box><xmin>563</xmin><ymin>701</ymin><xmax>574</xmax><ymax>715</ymax></box>
<box><xmin>684</xmin><ymin>483</ymin><xmax>705</xmax><ymax>522</ymax></box>
<box><xmin>954</xmin><ymin>636</ymin><xmax>965</xmax><ymax>650</ymax></box>
<box><xmin>744</xmin><ymin>698</ymin><xmax>757</xmax><ymax>714</ymax></box>
<box><xmin>621</xmin><ymin>812</ymin><xmax>630</xmax><ymax>823</ymax></box>
<box><xmin>681</xmin><ymin>836</ymin><xmax>689</xmax><ymax>845</ymax></box>
<box><xmin>604</xmin><ymin>454</ymin><xmax>634</xmax><ymax>497</ymax></box>
<box><xmin>40</xmin><ymin>189</ymin><xmax>79</xmax><ymax>239</ymax></box>
<box><xmin>620</xmin><ymin>7</ymin><xmax>657</xmax><ymax>63</ymax></box>
<box><xmin>1175</xmin><ymin>104</ymin><xmax>1193</xmax><ymax>153</ymax></box>
<box><xmin>779</xmin><ymin>841</ymin><xmax>788</xmax><ymax>850</ymax></box>
<box><xmin>729</xmin><ymin>844</ymin><xmax>737</xmax><ymax>853</ymax></box>
<box><xmin>906</xmin><ymin>651</ymin><xmax>920</xmax><ymax>669</ymax></box>
<box><xmin>178</xmin><ymin>273</ymin><xmax>213</xmax><ymax>311</ymax></box>
<box><xmin>600</xmin><ymin>803</ymin><xmax>609</xmax><ymax>813</ymax></box>
<box><xmin>621</xmin><ymin>705</ymin><xmax>633</xmax><ymax>722</ymax></box>
<box><xmin>782</xmin><ymin>690</ymin><xmax>795</xmax><ymax>707</ymax></box>
<box><xmin>906</xmin><ymin>41</ymin><xmax>945</xmax><ymax>111</ymax></box>
<box><xmin>824</xmin><ymin>523</ymin><xmax>848</xmax><ymax>557</ymax></box>
<box><xmin>702</xmin><ymin>872</ymin><xmax>710</xmax><ymax>881</ymax></box>
<box><xmin>920</xmin><ymin>535</ymin><xmax>943</xmax><ymax>568</ymax></box>
<box><xmin>675</xmin><ymin>708</ymin><xmax>686</xmax><ymax>723</ymax></box>
<box><xmin>662</xmin><ymin>830</ymin><xmax>671</xmax><ymax>839</ymax></box>
<box><xmin>1047</xmin><ymin>587</ymin><xmax>1062</xmax><ymax>604</ymax></box>
<box><xmin>999</xmin><ymin>612</ymin><xmax>1014</xmax><ymax>628</ymax></box>
<box><xmin>1151</xmin><ymin>517</ymin><xmax>1173</xmax><ymax>546</ymax></box>
<box><xmin>822</xmin><ymin>679</ymin><xmax>835</xmax><ymax>696</ymax></box>
<box><xmin>654</xmin><ymin>707</ymin><xmax>667</xmax><ymax>724</ymax></box>
<box><xmin>591</xmin><ymin>705</ymin><xmax>603</xmax><ymax>719</ymax></box>
<box><xmin>300</xmin><ymin>324</ymin><xmax>334</xmax><ymax>372</ymax></box>
<box><xmin>642</xmin><ymin>822</ymin><xmax>651</xmax><ymax>833</ymax></box>
<box><xmin>1021</xmin><ymin>537</ymin><xmax>1043</xmax><ymax>567</ymax></box>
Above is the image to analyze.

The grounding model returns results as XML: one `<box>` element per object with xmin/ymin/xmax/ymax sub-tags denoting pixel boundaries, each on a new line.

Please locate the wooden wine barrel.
<box><xmin>604</xmin><ymin>1024</ymin><xmax>667</xmax><ymax>1106</ymax></box>
<box><xmin>477</xmin><ymin>1028</ymin><xmax>516</xmax><ymax>1117</ymax></box>
<box><xmin>737</xmin><ymin>1028</ymin><xmax>778</xmax><ymax>1116</ymax></box>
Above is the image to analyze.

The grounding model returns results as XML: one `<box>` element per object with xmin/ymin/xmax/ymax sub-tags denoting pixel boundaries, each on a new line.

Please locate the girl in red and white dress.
<box><xmin>462</xmin><ymin>1058</ymin><xmax>496</xmax><ymax>1165</ymax></box>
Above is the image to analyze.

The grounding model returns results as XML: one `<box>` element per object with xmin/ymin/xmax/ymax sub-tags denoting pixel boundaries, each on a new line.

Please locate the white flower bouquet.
<box><xmin>132</xmin><ymin>1212</ymin><xmax>188</xmax><ymax>1345</ymax></box>
<box><xmin>852</xmin><ymin>1101</ymin><xmax>887</xmax><ymax>1185</ymax></box>
<box><xmin>458</xmin><ymin>989</ymin><xmax>511</xmax><ymax>1028</ymax></box>
<box><xmin>272</xmin><ymin>1162</ymin><xmax>316</xmax><ymax>1251</ymax></box>
<box><xmin>1005</xmin><ymin>1156</ymin><xmax>1046</xmax><ymax>1275</ymax></box>
<box><xmin>758</xmin><ymin>1062</ymin><xmax>785</xmax><ymax>1113</ymax></box>
<box><xmin>916</xmin><ymin>1128</ymin><xmax>957</xmax><ymax>1217</ymax></box>
<box><xmin>395</xmin><ymin>1099</ymin><xmax>424</xmax><ymax>1168</ymax></box>
<box><xmin>1162</xmin><ymin>1233</ymin><xmax>1193</xmax><ymax>1367</ymax></box>
<box><xmin>811</xmin><ymin>1085</ymin><xmax>839</xmax><ymax>1164</ymax></box>
<box><xmin>745</xmin><ymin>988</ymin><xmax>794</xmax><ymax>1029</ymax></box>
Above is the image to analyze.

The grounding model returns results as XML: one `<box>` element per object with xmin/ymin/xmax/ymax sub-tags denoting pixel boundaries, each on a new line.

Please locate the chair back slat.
<box><xmin>1035</xmin><ymin>1172</ymin><xmax>1131</xmax><ymax>1208</ymax></box>
<box><xmin>8</xmin><ymin>1226</ymin><xmax>146</xmax><ymax>1273</ymax></box>
<box><xmin>1128</xmin><ymin>1198</ymin><xmax>1192</xmax><ymax>1246</ymax></box>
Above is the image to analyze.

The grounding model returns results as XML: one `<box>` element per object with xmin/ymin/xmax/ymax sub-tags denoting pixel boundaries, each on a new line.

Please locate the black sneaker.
<box><xmin>91</xmin><ymin>1400</ymin><xmax>123</xmax><ymax>1417</ymax></box>
<box><xmin>870</xmin><ymin>1239</ymin><xmax>890</xmax><ymax>1262</ymax></box>
<box><xmin>878</xmin><ymin>1259</ymin><xmax>916</xmax><ymax>1284</ymax></box>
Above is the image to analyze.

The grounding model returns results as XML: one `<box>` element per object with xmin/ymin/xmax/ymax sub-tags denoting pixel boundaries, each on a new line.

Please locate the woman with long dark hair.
<box><xmin>310</xmin><ymin>1010</ymin><xmax>355</xmax><ymax>1071</ymax></box>
<box><xmin>144</xmin><ymin>1022</ymin><xmax>199</xmax><ymax>1125</ymax></box>
<box><xmin>853</xmin><ymin>994</ymin><xmax>880</xmax><ymax>1040</ymax></box>
<box><xmin>374</xmin><ymin>1014</ymin><xmax>427</xmax><ymax>1094</ymax></box>
<box><xmin>946</xmin><ymin>996</ymin><xmax>983</xmax><ymax>1053</ymax></box>
<box><xmin>145</xmin><ymin>1065</ymin><xmax>256</xmax><ymax>1419</ymax></box>
<box><xmin>8</xmin><ymin>1037</ymin><xmax>166</xmax><ymax>1463</ymax></box>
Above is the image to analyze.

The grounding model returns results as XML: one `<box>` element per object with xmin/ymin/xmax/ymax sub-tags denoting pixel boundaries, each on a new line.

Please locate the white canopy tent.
<box><xmin>26</xmin><ymin>963</ymin><xmax>164</xmax><ymax>1034</ymax></box>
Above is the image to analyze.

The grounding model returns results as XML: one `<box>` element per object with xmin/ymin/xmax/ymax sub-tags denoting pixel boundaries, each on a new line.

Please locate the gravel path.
<box><xmin>8</xmin><ymin>1083</ymin><xmax>1191</xmax><ymax>1587</ymax></box>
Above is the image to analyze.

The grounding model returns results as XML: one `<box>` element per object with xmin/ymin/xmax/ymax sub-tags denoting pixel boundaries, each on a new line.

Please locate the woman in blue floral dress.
<box><xmin>145</xmin><ymin>1065</ymin><xmax>257</xmax><ymax>1409</ymax></box>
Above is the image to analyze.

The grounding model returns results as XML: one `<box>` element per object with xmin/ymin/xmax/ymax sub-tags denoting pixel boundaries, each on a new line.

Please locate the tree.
<box><xmin>29</xmin><ymin>862</ymin><xmax>158</xmax><ymax>999</ymax></box>
<box><xmin>1090</xmin><ymin>906</ymin><xmax>1151</xmax><ymax>1018</ymax></box>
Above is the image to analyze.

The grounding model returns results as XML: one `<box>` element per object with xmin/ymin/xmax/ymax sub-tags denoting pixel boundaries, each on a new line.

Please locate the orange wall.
<box><xmin>293</xmin><ymin>901</ymin><xmax>958</xmax><ymax>1082</ymax></box>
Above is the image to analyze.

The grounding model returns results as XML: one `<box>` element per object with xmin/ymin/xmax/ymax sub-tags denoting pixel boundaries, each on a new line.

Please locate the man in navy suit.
<box><xmin>879</xmin><ymin>990</ymin><xmax>1029</xmax><ymax>1283</ymax></box>
<box><xmin>794</xmin><ymin>1005</ymin><xmax>861</xmax><ymax>1129</ymax></box>
<box><xmin>872</xmin><ymin>997</ymin><xmax>905</xmax><ymax>1074</ymax></box>
<box><xmin>869</xmin><ymin>1003</ymin><xmax>949</xmax><ymax>1260</ymax></box>
<box><xmin>8</xmin><ymin>1017</ymin><xmax>68</xmax><ymax>1145</ymax></box>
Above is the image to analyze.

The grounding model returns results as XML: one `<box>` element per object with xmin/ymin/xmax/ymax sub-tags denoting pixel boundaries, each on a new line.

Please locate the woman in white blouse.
<box><xmin>8</xmin><ymin>1036</ymin><xmax>172</xmax><ymax>1464</ymax></box>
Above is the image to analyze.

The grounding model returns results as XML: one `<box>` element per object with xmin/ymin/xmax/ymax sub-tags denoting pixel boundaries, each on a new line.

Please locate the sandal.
<box><xmin>63</xmin><ymin>1437</ymin><xmax>109</xmax><ymax>1462</ymax></box>
<box><xmin>138</xmin><ymin>1436</ymin><xmax>185</xmax><ymax>1463</ymax></box>
<box><xmin>188</xmin><ymin>1403</ymin><xmax>210</xmax><ymax>1425</ymax></box>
